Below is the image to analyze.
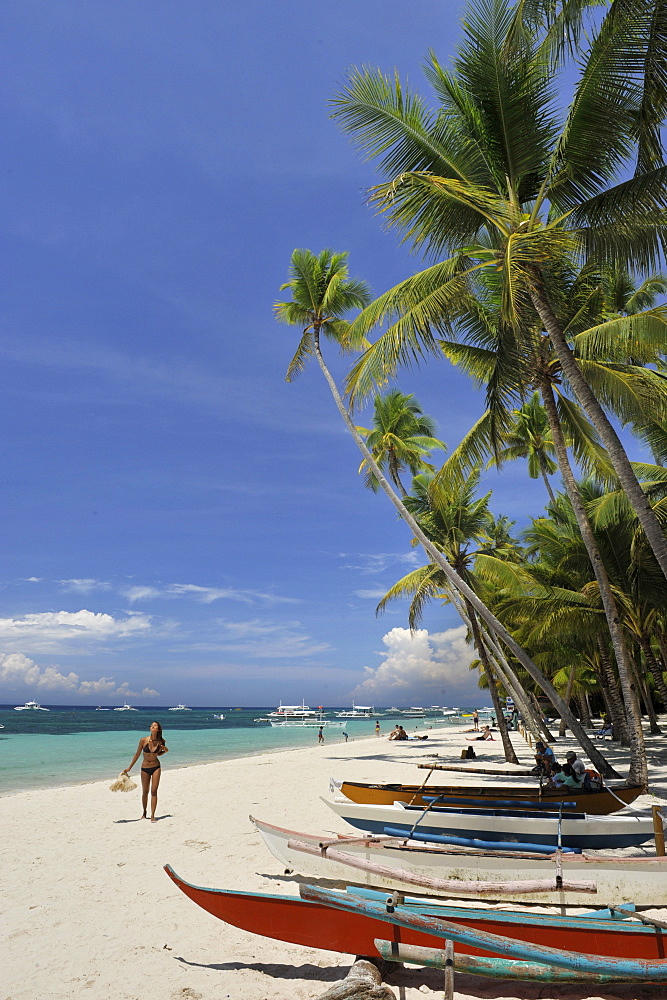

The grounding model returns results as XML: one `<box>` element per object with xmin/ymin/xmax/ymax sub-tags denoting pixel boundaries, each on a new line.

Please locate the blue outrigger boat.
<box><xmin>322</xmin><ymin>795</ymin><xmax>655</xmax><ymax>850</ymax></box>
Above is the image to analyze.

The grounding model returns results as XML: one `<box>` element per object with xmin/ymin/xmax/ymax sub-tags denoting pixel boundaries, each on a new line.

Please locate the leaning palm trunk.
<box><xmin>540</xmin><ymin>382</ymin><xmax>647</xmax><ymax>786</ymax></box>
<box><xmin>445</xmin><ymin>581</ymin><xmax>552</xmax><ymax>741</ymax></box>
<box><xmin>559</xmin><ymin>667</ymin><xmax>576</xmax><ymax>738</ymax></box>
<box><xmin>529</xmin><ymin>279</ymin><xmax>667</xmax><ymax>585</ymax></box>
<box><xmin>638</xmin><ymin>634</ymin><xmax>667</xmax><ymax>711</ymax></box>
<box><xmin>465</xmin><ymin>601</ymin><xmax>519</xmax><ymax>764</ymax></box>
<box><xmin>481</xmin><ymin>641</ymin><xmax>553</xmax><ymax>743</ymax></box>
<box><xmin>597</xmin><ymin>635</ymin><xmax>630</xmax><ymax>745</ymax></box>
<box><xmin>576</xmin><ymin>691</ymin><xmax>592</xmax><ymax>729</ymax></box>
<box><xmin>311</xmin><ymin>330</ymin><xmax>618</xmax><ymax>777</ymax></box>
<box><xmin>538</xmin><ymin>453</ymin><xmax>557</xmax><ymax>505</ymax></box>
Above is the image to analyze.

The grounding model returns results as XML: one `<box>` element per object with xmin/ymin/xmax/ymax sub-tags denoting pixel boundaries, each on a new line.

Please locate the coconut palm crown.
<box><xmin>333</xmin><ymin>0</ymin><xmax>667</xmax><ymax>580</ymax></box>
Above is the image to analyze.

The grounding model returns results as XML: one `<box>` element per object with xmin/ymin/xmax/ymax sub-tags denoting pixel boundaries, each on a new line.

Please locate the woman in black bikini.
<box><xmin>122</xmin><ymin>721</ymin><xmax>168</xmax><ymax>822</ymax></box>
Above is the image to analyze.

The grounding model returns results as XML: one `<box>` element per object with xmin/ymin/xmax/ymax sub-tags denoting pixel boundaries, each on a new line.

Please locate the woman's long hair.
<box><xmin>150</xmin><ymin>721</ymin><xmax>165</xmax><ymax>747</ymax></box>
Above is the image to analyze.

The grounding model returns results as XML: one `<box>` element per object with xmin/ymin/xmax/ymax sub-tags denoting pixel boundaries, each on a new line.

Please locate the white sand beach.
<box><xmin>4</xmin><ymin>723</ymin><xmax>667</xmax><ymax>1000</ymax></box>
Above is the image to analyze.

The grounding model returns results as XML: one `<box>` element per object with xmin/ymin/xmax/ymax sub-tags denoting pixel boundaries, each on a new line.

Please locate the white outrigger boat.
<box><xmin>335</xmin><ymin>704</ymin><xmax>375</xmax><ymax>718</ymax></box>
<box><xmin>266</xmin><ymin>702</ymin><xmax>319</xmax><ymax>720</ymax></box>
<box><xmin>270</xmin><ymin>714</ymin><xmax>345</xmax><ymax>728</ymax></box>
<box><xmin>251</xmin><ymin>815</ymin><xmax>667</xmax><ymax>906</ymax></box>
<box><xmin>322</xmin><ymin>797</ymin><xmax>656</xmax><ymax>851</ymax></box>
<box><xmin>14</xmin><ymin>700</ymin><xmax>49</xmax><ymax>711</ymax></box>
<box><xmin>114</xmin><ymin>703</ymin><xmax>138</xmax><ymax>712</ymax></box>
<box><xmin>168</xmin><ymin>704</ymin><xmax>192</xmax><ymax>711</ymax></box>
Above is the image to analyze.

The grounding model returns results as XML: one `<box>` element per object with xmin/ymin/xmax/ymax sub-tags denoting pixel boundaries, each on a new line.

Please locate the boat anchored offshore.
<box><xmin>266</xmin><ymin>702</ymin><xmax>319</xmax><ymax>720</ymax></box>
<box><xmin>14</xmin><ymin>700</ymin><xmax>49</xmax><ymax>711</ymax></box>
<box><xmin>168</xmin><ymin>704</ymin><xmax>192</xmax><ymax>711</ymax></box>
<box><xmin>113</xmin><ymin>703</ymin><xmax>138</xmax><ymax>712</ymax></box>
<box><xmin>335</xmin><ymin>704</ymin><xmax>375</xmax><ymax>718</ymax></box>
<box><xmin>270</xmin><ymin>713</ymin><xmax>345</xmax><ymax>728</ymax></box>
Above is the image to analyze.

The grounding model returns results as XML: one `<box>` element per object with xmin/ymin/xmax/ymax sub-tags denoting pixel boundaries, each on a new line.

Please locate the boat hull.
<box><xmin>323</xmin><ymin>797</ymin><xmax>655</xmax><ymax>850</ymax></box>
<box><xmin>164</xmin><ymin>865</ymin><xmax>667</xmax><ymax>964</ymax></box>
<box><xmin>339</xmin><ymin>780</ymin><xmax>644</xmax><ymax>815</ymax></box>
<box><xmin>251</xmin><ymin>816</ymin><xmax>667</xmax><ymax>905</ymax></box>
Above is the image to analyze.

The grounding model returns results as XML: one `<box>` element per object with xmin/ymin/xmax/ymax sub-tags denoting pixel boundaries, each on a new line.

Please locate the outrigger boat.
<box><xmin>164</xmin><ymin>866</ymin><xmax>667</xmax><ymax>984</ymax></box>
<box><xmin>322</xmin><ymin>796</ymin><xmax>656</xmax><ymax>850</ymax></box>
<box><xmin>251</xmin><ymin>815</ymin><xmax>667</xmax><ymax>905</ymax></box>
<box><xmin>338</xmin><ymin>779</ymin><xmax>644</xmax><ymax>815</ymax></box>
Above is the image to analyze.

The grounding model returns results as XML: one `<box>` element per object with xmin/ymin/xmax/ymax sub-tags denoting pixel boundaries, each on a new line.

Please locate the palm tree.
<box><xmin>357</xmin><ymin>390</ymin><xmax>446</xmax><ymax>495</ymax></box>
<box><xmin>376</xmin><ymin>471</ymin><xmax>555</xmax><ymax>760</ymax></box>
<box><xmin>489</xmin><ymin>392</ymin><xmax>558</xmax><ymax>503</ymax></box>
<box><xmin>429</xmin><ymin>280</ymin><xmax>651</xmax><ymax>783</ymax></box>
<box><xmin>332</xmin><ymin>0</ymin><xmax>667</xmax><ymax>582</ymax></box>
<box><xmin>276</xmin><ymin>248</ymin><xmax>616</xmax><ymax>774</ymax></box>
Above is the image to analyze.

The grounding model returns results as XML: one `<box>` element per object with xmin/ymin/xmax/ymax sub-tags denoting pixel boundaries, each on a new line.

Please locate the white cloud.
<box><xmin>123</xmin><ymin>585</ymin><xmax>163</xmax><ymax>603</ymax></box>
<box><xmin>0</xmin><ymin>609</ymin><xmax>151</xmax><ymax>651</ymax></box>
<box><xmin>339</xmin><ymin>552</ymin><xmax>422</xmax><ymax>575</ymax></box>
<box><xmin>0</xmin><ymin>653</ymin><xmax>158</xmax><ymax>699</ymax></box>
<box><xmin>122</xmin><ymin>582</ymin><xmax>298</xmax><ymax>606</ymax></box>
<box><xmin>191</xmin><ymin>618</ymin><xmax>330</xmax><ymax>659</ymax></box>
<box><xmin>354</xmin><ymin>626</ymin><xmax>473</xmax><ymax>696</ymax></box>
<box><xmin>353</xmin><ymin>588</ymin><xmax>391</xmax><ymax>599</ymax></box>
<box><xmin>57</xmin><ymin>578</ymin><xmax>112</xmax><ymax>594</ymax></box>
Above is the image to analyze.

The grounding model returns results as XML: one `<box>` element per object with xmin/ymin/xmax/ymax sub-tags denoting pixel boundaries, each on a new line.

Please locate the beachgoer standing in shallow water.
<box><xmin>123</xmin><ymin>721</ymin><xmax>168</xmax><ymax>822</ymax></box>
<box><xmin>375</xmin><ymin>720</ymin><xmax>381</xmax><ymax>737</ymax></box>
<box><xmin>472</xmin><ymin>708</ymin><xmax>479</xmax><ymax>731</ymax></box>
<box><xmin>318</xmin><ymin>726</ymin><xmax>324</xmax><ymax>744</ymax></box>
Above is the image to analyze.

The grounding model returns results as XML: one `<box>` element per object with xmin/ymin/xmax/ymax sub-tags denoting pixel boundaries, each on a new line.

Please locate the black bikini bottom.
<box><xmin>141</xmin><ymin>765</ymin><xmax>160</xmax><ymax>776</ymax></box>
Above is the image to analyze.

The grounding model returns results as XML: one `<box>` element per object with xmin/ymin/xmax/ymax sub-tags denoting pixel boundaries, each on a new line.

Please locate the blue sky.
<box><xmin>0</xmin><ymin>1</ymin><xmax>637</xmax><ymax>707</ymax></box>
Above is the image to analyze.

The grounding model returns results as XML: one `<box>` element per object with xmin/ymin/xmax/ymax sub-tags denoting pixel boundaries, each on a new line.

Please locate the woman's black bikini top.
<box><xmin>143</xmin><ymin>742</ymin><xmax>161</xmax><ymax>754</ymax></box>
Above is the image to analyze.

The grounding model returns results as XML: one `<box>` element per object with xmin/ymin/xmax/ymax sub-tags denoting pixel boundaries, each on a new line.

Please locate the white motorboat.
<box><xmin>212</xmin><ymin>713</ymin><xmax>225</xmax><ymax>720</ymax></box>
<box><xmin>270</xmin><ymin>715</ymin><xmax>346</xmax><ymax>728</ymax></box>
<box><xmin>95</xmin><ymin>706</ymin><xmax>110</xmax><ymax>711</ymax></box>
<box><xmin>266</xmin><ymin>702</ymin><xmax>319</xmax><ymax>720</ymax></box>
<box><xmin>335</xmin><ymin>704</ymin><xmax>375</xmax><ymax>718</ymax></box>
<box><xmin>114</xmin><ymin>703</ymin><xmax>138</xmax><ymax>712</ymax></box>
<box><xmin>14</xmin><ymin>700</ymin><xmax>49</xmax><ymax>711</ymax></box>
<box><xmin>168</xmin><ymin>704</ymin><xmax>192</xmax><ymax>711</ymax></box>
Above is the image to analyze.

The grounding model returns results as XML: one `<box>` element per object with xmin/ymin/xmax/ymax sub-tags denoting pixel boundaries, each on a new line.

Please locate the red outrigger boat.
<box><xmin>164</xmin><ymin>865</ymin><xmax>667</xmax><ymax>982</ymax></box>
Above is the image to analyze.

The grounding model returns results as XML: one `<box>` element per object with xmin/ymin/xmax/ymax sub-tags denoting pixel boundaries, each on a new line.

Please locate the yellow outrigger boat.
<box><xmin>339</xmin><ymin>780</ymin><xmax>644</xmax><ymax>815</ymax></box>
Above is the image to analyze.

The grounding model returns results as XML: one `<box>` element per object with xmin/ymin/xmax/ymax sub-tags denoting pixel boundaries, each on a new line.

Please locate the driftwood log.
<box><xmin>312</xmin><ymin>957</ymin><xmax>396</xmax><ymax>999</ymax></box>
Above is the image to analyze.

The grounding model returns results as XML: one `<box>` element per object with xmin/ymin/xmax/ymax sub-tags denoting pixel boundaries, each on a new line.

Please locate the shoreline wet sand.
<box><xmin>5</xmin><ymin>722</ymin><xmax>667</xmax><ymax>1000</ymax></box>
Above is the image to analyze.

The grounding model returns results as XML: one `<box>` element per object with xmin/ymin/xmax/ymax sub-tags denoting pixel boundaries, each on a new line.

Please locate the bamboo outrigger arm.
<box><xmin>287</xmin><ymin>839</ymin><xmax>597</xmax><ymax>896</ymax></box>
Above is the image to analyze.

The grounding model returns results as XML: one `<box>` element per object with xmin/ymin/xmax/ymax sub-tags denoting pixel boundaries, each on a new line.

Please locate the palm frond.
<box><xmin>330</xmin><ymin>65</ymin><xmax>480</xmax><ymax>182</ymax></box>
<box><xmin>573</xmin><ymin>307</ymin><xmax>667</xmax><ymax>364</ymax></box>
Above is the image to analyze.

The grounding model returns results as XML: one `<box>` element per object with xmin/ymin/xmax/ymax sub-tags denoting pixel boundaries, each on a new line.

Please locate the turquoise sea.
<box><xmin>0</xmin><ymin>705</ymin><xmax>464</xmax><ymax>796</ymax></box>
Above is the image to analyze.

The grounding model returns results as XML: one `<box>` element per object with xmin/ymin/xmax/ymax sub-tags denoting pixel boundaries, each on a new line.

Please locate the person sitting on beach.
<box><xmin>552</xmin><ymin>762</ymin><xmax>584</xmax><ymax>789</ymax></box>
<box><xmin>468</xmin><ymin>725</ymin><xmax>494</xmax><ymax>741</ymax></box>
<box><xmin>565</xmin><ymin>750</ymin><xmax>586</xmax><ymax>783</ymax></box>
<box><xmin>389</xmin><ymin>725</ymin><xmax>409</xmax><ymax>741</ymax></box>
<box><xmin>122</xmin><ymin>720</ymin><xmax>168</xmax><ymax>822</ymax></box>
<box><xmin>532</xmin><ymin>741</ymin><xmax>556</xmax><ymax>776</ymax></box>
